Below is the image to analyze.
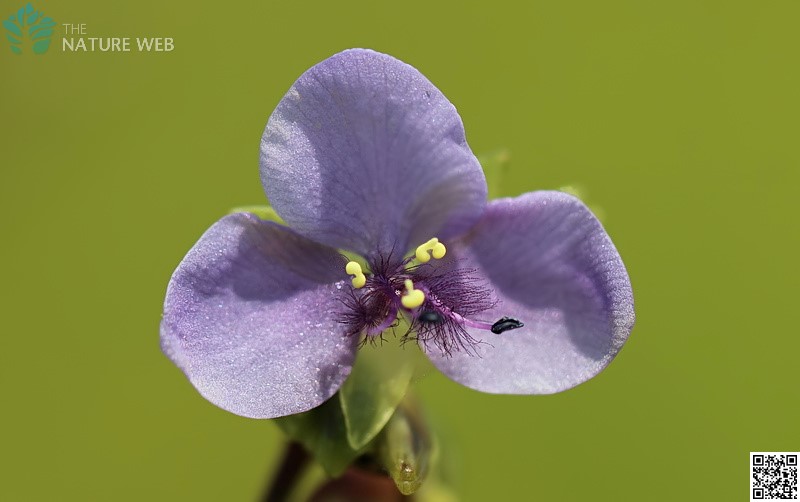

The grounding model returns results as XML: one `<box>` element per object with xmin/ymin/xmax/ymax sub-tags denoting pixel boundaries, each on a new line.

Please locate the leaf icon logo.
<box><xmin>3</xmin><ymin>3</ymin><xmax>56</xmax><ymax>55</ymax></box>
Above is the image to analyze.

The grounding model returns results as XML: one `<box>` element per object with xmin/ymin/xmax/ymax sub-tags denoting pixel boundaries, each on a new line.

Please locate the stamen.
<box><xmin>345</xmin><ymin>261</ymin><xmax>367</xmax><ymax>289</ymax></box>
<box><xmin>414</xmin><ymin>238</ymin><xmax>447</xmax><ymax>263</ymax></box>
<box><xmin>401</xmin><ymin>279</ymin><xmax>425</xmax><ymax>309</ymax></box>
<box><xmin>338</xmin><ymin>250</ymin><xmax>508</xmax><ymax>357</ymax></box>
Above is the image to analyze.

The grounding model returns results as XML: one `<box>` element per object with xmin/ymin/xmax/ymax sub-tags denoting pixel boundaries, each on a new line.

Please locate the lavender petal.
<box><xmin>161</xmin><ymin>213</ymin><xmax>358</xmax><ymax>418</ymax></box>
<box><xmin>260</xmin><ymin>48</ymin><xmax>487</xmax><ymax>259</ymax></box>
<box><xmin>425</xmin><ymin>192</ymin><xmax>635</xmax><ymax>394</ymax></box>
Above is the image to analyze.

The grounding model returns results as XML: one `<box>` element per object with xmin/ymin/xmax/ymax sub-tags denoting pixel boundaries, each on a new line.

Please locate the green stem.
<box><xmin>261</xmin><ymin>441</ymin><xmax>310</xmax><ymax>502</ymax></box>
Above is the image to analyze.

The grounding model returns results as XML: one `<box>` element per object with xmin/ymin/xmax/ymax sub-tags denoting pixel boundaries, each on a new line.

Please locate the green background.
<box><xmin>2</xmin><ymin>0</ymin><xmax>798</xmax><ymax>500</ymax></box>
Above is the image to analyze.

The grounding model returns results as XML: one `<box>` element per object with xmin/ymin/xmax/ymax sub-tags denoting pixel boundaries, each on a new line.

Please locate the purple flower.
<box><xmin>160</xmin><ymin>49</ymin><xmax>635</xmax><ymax>419</ymax></box>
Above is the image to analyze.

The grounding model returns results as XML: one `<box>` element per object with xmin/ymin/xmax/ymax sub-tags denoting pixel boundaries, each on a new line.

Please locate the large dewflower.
<box><xmin>160</xmin><ymin>49</ymin><xmax>635</xmax><ymax>419</ymax></box>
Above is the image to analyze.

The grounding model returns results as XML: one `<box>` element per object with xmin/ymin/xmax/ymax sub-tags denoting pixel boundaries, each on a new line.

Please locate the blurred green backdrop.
<box><xmin>1</xmin><ymin>0</ymin><xmax>798</xmax><ymax>500</ymax></box>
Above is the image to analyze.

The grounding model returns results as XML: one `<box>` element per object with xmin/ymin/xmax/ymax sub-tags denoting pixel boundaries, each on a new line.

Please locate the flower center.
<box><xmin>338</xmin><ymin>237</ymin><xmax>524</xmax><ymax>356</ymax></box>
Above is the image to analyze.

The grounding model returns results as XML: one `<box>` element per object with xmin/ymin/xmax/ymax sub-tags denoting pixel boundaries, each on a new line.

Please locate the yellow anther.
<box><xmin>345</xmin><ymin>261</ymin><xmax>362</xmax><ymax>275</ymax></box>
<box><xmin>415</xmin><ymin>237</ymin><xmax>447</xmax><ymax>263</ymax></box>
<box><xmin>401</xmin><ymin>279</ymin><xmax>425</xmax><ymax>309</ymax></box>
<box><xmin>345</xmin><ymin>261</ymin><xmax>366</xmax><ymax>289</ymax></box>
<box><xmin>351</xmin><ymin>274</ymin><xmax>366</xmax><ymax>289</ymax></box>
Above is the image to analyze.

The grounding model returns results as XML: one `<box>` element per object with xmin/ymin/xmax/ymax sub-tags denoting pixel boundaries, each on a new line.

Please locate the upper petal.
<box><xmin>260</xmin><ymin>48</ymin><xmax>487</xmax><ymax>258</ymax></box>
<box><xmin>161</xmin><ymin>213</ymin><xmax>358</xmax><ymax>418</ymax></box>
<box><xmin>425</xmin><ymin>191</ymin><xmax>635</xmax><ymax>394</ymax></box>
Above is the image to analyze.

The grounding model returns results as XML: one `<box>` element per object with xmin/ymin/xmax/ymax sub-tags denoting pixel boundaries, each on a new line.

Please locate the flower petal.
<box><xmin>160</xmin><ymin>213</ymin><xmax>358</xmax><ymax>418</ymax></box>
<box><xmin>260</xmin><ymin>48</ymin><xmax>487</xmax><ymax>258</ymax></box>
<box><xmin>425</xmin><ymin>191</ymin><xmax>635</xmax><ymax>394</ymax></box>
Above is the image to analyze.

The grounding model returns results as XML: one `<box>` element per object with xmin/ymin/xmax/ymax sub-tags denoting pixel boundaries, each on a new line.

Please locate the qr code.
<box><xmin>751</xmin><ymin>452</ymin><xmax>798</xmax><ymax>500</ymax></box>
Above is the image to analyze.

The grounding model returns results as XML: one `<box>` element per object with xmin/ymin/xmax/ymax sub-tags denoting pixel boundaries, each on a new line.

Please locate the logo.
<box><xmin>3</xmin><ymin>3</ymin><xmax>55</xmax><ymax>55</ymax></box>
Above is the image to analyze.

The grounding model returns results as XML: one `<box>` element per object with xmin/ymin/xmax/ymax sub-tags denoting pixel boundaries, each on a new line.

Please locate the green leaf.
<box><xmin>25</xmin><ymin>3</ymin><xmax>33</xmax><ymax>15</ymax></box>
<box><xmin>477</xmin><ymin>149</ymin><xmax>511</xmax><ymax>199</ymax></box>
<box><xmin>27</xmin><ymin>11</ymin><xmax>38</xmax><ymax>25</ymax></box>
<box><xmin>227</xmin><ymin>204</ymin><xmax>285</xmax><ymax>224</ymax></box>
<box><xmin>10</xmin><ymin>45</ymin><xmax>21</xmax><ymax>55</ymax></box>
<box><xmin>558</xmin><ymin>185</ymin><xmax>606</xmax><ymax>222</ymax></box>
<box><xmin>3</xmin><ymin>19</ymin><xmax>21</xmax><ymax>37</ymax></box>
<box><xmin>339</xmin><ymin>341</ymin><xmax>415</xmax><ymax>451</ymax></box>
<box><xmin>7</xmin><ymin>34</ymin><xmax>20</xmax><ymax>44</ymax></box>
<box><xmin>376</xmin><ymin>399</ymin><xmax>434</xmax><ymax>496</ymax></box>
<box><xmin>558</xmin><ymin>184</ymin><xmax>584</xmax><ymax>199</ymax></box>
<box><xmin>32</xmin><ymin>38</ymin><xmax>50</xmax><ymax>54</ymax></box>
<box><xmin>274</xmin><ymin>396</ymin><xmax>360</xmax><ymax>477</ymax></box>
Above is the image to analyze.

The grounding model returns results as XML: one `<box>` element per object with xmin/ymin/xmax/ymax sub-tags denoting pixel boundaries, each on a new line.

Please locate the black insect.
<box><xmin>417</xmin><ymin>310</ymin><xmax>444</xmax><ymax>325</ymax></box>
<box><xmin>491</xmin><ymin>317</ymin><xmax>524</xmax><ymax>334</ymax></box>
